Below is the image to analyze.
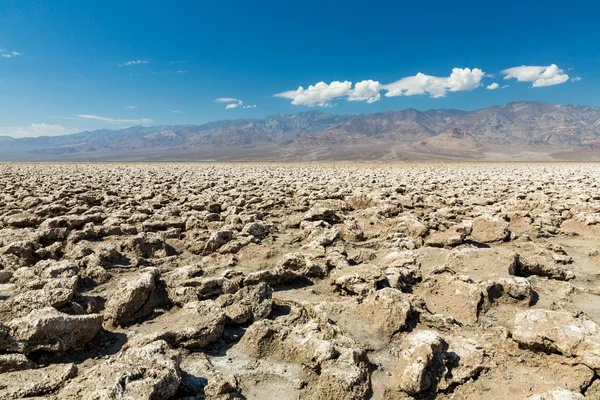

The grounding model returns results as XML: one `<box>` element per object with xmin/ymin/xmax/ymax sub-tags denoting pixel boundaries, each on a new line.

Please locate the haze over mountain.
<box><xmin>2</xmin><ymin>101</ymin><xmax>600</xmax><ymax>161</ymax></box>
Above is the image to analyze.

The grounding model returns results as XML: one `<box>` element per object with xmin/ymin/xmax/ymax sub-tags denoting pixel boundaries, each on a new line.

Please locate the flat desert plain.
<box><xmin>1</xmin><ymin>162</ymin><xmax>600</xmax><ymax>400</ymax></box>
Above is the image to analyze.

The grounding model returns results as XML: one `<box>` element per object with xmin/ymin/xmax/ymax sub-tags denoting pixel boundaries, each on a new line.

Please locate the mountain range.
<box><xmin>3</xmin><ymin>101</ymin><xmax>600</xmax><ymax>161</ymax></box>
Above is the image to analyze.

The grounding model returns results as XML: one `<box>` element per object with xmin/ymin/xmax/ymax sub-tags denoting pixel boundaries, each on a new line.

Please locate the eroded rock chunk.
<box><xmin>418</xmin><ymin>274</ymin><xmax>484</xmax><ymax>325</ymax></box>
<box><xmin>0</xmin><ymin>353</ymin><xmax>37</xmax><ymax>373</ymax></box>
<box><xmin>216</xmin><ymin>282</ymin><xmax>273</xmax><ymax>324</ymax></box>
<box><xmin>240</xmin><ymin>302</ymin><xmax>342</xmax><ymax>360</ymax></box>
<box><xmin>316</xmin><ymin>348</ymin><xmax>370</xmax><ymax>400</ymax></box>
<box><xmin>203</xmin><ymin>229</ymin><xmax>234</xmax><ymax>254</ymax></box>
<box><xmin>515</xmin><ymin>254</ymin><xmax>575</xmax><ymax>281</ymax></box>
<box><xmin>8</xmin><ymin>276</ymin><xmax>78</xmax><ymax>316</ymax></box>
<box><xmin>204</xmin><ymin>372</ymin><xmax>240</xmax><ymax>399</ymax></box>
<box><xmin>470</xmin><ymin>215</ymin><xmax>510</xmax><ymax>243</ymax></box>
<box><xmin>438</xmin><ymin>336</ymin><xmax>486</xmax><ymax>390</ymax></box>
<box><xmin>241</xmin><ymin>221</ymin><xmax>273</xmax><ymax>239</ymax></box>
<box><xmin>391</xmin><ymin>330</ymin><xmax>448</xmax><ymax>395</ymax></box>
<box><xmin>425</xmin><ymin>229</ymin><xmax>465</xmax><ymax>247</ymax></box>
<box><xmin>398</xmin><ymin>217</ymin><xmax>428</xmax><ymax>239</ymax></box>
<box><xmin>59</xmin><ymin>340</ymin><xmax>181</xmax><ymax>400</ymax></box>
<box><xmin>481</xmin><ymin>276</ymin><xmax>534</xmax><ymax>306</ymax></box>
<box><xmin>0</xmin><ymin>363</ymin><xmax>77</xmax><ymax>399</ymax></box>
<box><xmin>126</xmin><ymin>232</ymin><xmax>172</xmax><ymax>258</ymax></box>
<box><xmin>2</xmin><ymin>307</ymin><xmax>103</xmax><ymax>354</ymax></box>
<box><xmin>303</xmin><ymin>207</ymin><xmax>341</xmax><ymax>224</ymax></box>
<box><xmin>340</xmin><ymin>219</ymin><xmax>365</xmax><ymax>242</ymax></box>
<box><xmin>379</xmin><ymin>251</ymin><xmax>422</xmax><ymax>290</ymax></box>
<box><xmin>104</xmin><ymin>267</ymin><xmax>166</xmax><ymax>328</ymax></box>
<box><xmin>135</xmin><ymin>300</ymin><xmax>226</xmax><ymax>349</ymax></box>
<box><xmin>330</xmin><ymin>264</ymin><xmax>382</xmax><ymax>296</ymax></box>
<box><xmin>512</xmin><ymin>309</ymin><xmax>600</xmax><ymax>370</ymax></box>
<box><xmin>356</xmin><ymin>288</ymin><xmax>415</xmax><ymax>340</ymax></box>
<box><xmin>244</xmin><ymin>252</ymin><xmax>325</xmax><ymax>286</ymax></box>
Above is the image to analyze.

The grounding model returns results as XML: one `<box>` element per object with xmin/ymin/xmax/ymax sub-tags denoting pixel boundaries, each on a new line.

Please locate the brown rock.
<box><xmin>391</xmin><ymin>330</ymin><xmax>448</xmax><ymax>394</ymax></box>
<box><xmin>59</xmin><ymin>340</ymin><xmax>181</xmax><ymax>400</ymax></box>
<box><xmin>2</xmin><ymin>307</ymin><xmax>103</xmax><ymax>354</ymax></box>
<box><xmin>103</xmin><ymin>267</ymin><xmax>166</xmax><ymax>328</ymax></box>
<box><xmin>0</xmin><ymin>363</ymin><xmax>76</xmax><ymax>399</ymax></box>
<box><xmin>470</xmin><ymin>215</ymin><xmax>510</xmax><ymax>243</ymax></box>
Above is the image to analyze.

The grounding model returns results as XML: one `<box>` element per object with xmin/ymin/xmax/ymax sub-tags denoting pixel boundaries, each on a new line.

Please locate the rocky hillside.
<box><xmin>2</xmin><ymin>101</ymin><xmax>600</xmax><ymax>160</ymax></box>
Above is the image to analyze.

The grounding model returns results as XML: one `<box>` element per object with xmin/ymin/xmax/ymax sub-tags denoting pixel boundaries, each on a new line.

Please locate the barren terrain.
<box><xmin>1</xmin><ymin>162</ymin><xmax>600</xmax><ymax>399</ymax></box>
<box><xmin>4</xmin><ymin>102</ymin><xmax>600</xmax><ymax>162</ymax></box>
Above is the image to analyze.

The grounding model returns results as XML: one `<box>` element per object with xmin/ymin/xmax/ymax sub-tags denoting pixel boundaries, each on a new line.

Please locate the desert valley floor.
<box><xmin>0</xmin><ymin>162</ymin><xmax>600</xmax><ymax>399</ymax></box>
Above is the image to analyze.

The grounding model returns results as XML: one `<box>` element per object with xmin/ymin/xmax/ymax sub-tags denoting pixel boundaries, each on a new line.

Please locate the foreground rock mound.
<box><xmin>134</xmin><ymin>300</ymin><xmax>226</xmax><ymax>349</ymax></box>
<box><xmin>59</xmin><ymin>340</ymin><xmax>181</xmax><ymax>399</ymax></box>
<box><xmin>103</xmin><ymin>267</ymin><xmax>166</xmax><ymax>328</ymax></box>
<box><xmin>1</xmin><ymin>307</ymin><xmax>103</xmax><ymax>354</ymax></box>
<box><xmin>512</xmin><ymin>309</ymin><xmax>600</xmax><ymax>370</ymax></box>
<box><xmin>0</xmin><ymin>363</ymin><xmax>77</xmax><ymax>399</ymax></box>
<box><xmin>391</xmin><ymin>330</ymin><xmax>448</xmax><ymax>394</ymax></box>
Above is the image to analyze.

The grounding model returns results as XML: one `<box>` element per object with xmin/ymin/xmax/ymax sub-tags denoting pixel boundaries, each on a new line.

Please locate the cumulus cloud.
<box><xmin>274</xmin><ymin>81</ymin><xmax>353</xmax><ymax>107</ymax></box>
<box><xmin>571</xmin><ymin>76</ymin><xmax>582</xmax><ymax>82</ymax></box>
<box><xmin>274</xmin><ymin>68</ymin><xmax>486</xmax><ymax>106</ymax></box>
<box><xmin>347</xmin><ymin>80</ymin><xmax>382</xmax><ymax>103</ymax></box>
<box><xmin>120</xmin><ymin>59</ymin><xmax>149</xmax><ymax>66</ymax></box>
<box><xmin>0</xmin><ymin>124</ymin><xmax>80</xmax><ymax>138</ymax></box>
<box><xmin>218</xmin><ymin>98</ymin><xmax>256</xmax><ymax>109</ymax></box>
<box><xmin>486</xmin><ymin>83</ymin><xmax>499</xmax><ymax>90</ymax></box>
<box><xmin>502</xmin><ymin>64</ymin><xmax>569</xmax><ymax>87</ymax></box>
<box><xmin>75</xmin><ymin>115</ymin><xmax>152</xmax><ymax>124</ymax></box>
<box><xmin>383</xmin><ymin>68</ymin><xmax>485</xmax><ymax>98</ymax></box>
<box><xmin>1</xmin><ymin>50</ymin><xmax>22</xmax><ymax>58</ymax></box>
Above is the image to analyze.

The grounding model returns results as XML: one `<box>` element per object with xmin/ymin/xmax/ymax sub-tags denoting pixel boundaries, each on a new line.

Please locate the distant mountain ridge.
<box><xmin>2</xmin><ymin>101</ymin><xmax>600</xmax><ymax>161</ymax></box>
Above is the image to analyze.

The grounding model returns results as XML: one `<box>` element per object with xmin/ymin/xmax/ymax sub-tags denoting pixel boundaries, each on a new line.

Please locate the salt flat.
<box><xmin>0</xmin><ymin>163</ymin><xmax>599</xmax><ymax>399</ymax></box>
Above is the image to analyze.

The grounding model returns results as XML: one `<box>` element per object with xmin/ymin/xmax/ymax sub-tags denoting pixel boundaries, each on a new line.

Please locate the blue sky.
<box><xmin>0</xmin><ymin>0</ymin><xmax>598</xmax><ymax>137</ymax></box>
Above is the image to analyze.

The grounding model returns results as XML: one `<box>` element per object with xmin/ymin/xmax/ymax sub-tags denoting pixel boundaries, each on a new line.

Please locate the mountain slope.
<box><xmin>412</xmin><ymin>127</ymin><xmax>485</xmax><ymax>155</ymax></box>
<box><xmin>2</xmin><ymin>101</ymin><xmax>600</xmax><ymax>161</ymax></box>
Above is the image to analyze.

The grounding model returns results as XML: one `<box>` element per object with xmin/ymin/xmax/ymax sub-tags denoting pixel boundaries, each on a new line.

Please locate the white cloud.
<box><xmin>120</xmin><ymin>59</ymin><xmax>149</xmax><ymax>66</ymax></box>
<box><xmin>571</xmin><ymin>76</ymin><xmax>582</xmax><ymax>82</ymax></box>
<box><xmin>218</xmin><ymin>98</ymin><xmax>256</xmax><ymax>109</ymax></box>
<box><xmin>383</xmin><ymin>68</ymin><xmax>485</xmax><ymax>98</ymax></box>
<box><xmin>176</xmin><ymin>70</ymin><xmax>187</xmax><ymax>73</ymax></box>
<box><xmin>0</xmin><ymin>124</ymin><xmax>80</xmax><ymax>138</ymax></box>
<box><xmin>1</xmin><ymin>50</ymin><xmax>22</xmax><ymax>58</ymax></box>
<box><xmin>347</xmin><ymin>80</ymin><xmax>382</xmax><ymax>103</ymax></box>
<box><xmin>170</xmin><ymin>110</ymin><xmax>183</xmax><ymax>114</ymax></box>
<box><xmin>225</xmin><ymin>101</ymin><xmax>242</xmax><ymax>109</ymax></box>
<box><xmin>274</xmin><ymin>81</ymin><xmax>353</xmax><ymax>106</ymax></box>
<box><xmin>502</xmin><ymin>64</ymin><xmax>569</xmax><ymax>87</ymax></box>
<box><xmin>75</xmin><ymin>115</ymin><xmax>152</xmax><ymax>124</ymax></box>
<box><xmin>486</xmin><ymin>83</ymin><xmax>499</xmax><ymax>90</ymax></box>
<box><xmin>274</xmin><ymin>68</ymin><xmax>486</xmax><ymax>106</ymax></box>
<box><xmin>126</xmin><ymin>105</ymin><xmax>137</xmax><ymax>109</ymax></box>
